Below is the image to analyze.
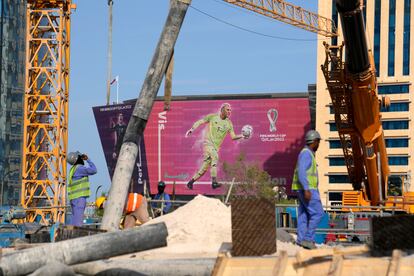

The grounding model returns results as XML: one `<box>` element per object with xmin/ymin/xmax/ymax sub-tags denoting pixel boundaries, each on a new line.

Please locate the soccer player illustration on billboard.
<box><xmin>109</xmin><ymin>113</ymin><xmax>127</xmax><ymax>176</ymax></box>
<box><xmin>185</xmin><ymin>103</ymin><xmax>253</xmax><ymax>190</ymax></box>
<box><xmin>111</xmin><ymin>112</ymin><xmax>127</xmax><ymax>160</ymax></box>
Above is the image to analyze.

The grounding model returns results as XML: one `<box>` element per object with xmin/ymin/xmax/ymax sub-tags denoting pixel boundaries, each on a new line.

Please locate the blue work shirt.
<box><xmin>72</xmin><ymin>160</ymin><xmax>97</xmax><ymax>180</ymax></box>
<box><xmin>152</xmin><ymin>193</ymin><xmax>172</xmax><ymax>213</ymax></box>
<box><xmin>297</xmin><ymin>146</ymin><xmax>318</xmax><ymax>190</ymax></box>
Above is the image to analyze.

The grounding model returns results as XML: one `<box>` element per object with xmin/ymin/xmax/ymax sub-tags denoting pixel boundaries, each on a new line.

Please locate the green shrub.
<box><xmin>222</xmin><ymin>153</ymin><xmax>289</xmax><ymax>203</ymax></box>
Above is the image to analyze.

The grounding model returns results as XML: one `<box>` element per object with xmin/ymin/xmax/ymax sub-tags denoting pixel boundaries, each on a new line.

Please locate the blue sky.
<box><xmin>68</xmin><ymin>0</ymin><xmax>320</xmax><ymax>199</ymax></box>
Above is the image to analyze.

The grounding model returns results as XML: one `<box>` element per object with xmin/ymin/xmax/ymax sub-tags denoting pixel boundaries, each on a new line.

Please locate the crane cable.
<box><xmin>189</xmin><ymin>1</ymin><xmax>328</xmax><ymax>42</ymax></box>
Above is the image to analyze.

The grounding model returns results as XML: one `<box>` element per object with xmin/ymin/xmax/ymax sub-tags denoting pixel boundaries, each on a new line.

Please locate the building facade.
<box><xmin>0</xmin><ymin>1</ymin><xmax>26</xmax><ymax>206</ymax></box>
<box><xmin>316</xmin><ymin>0</ymin><xmax>413</xmax><ymax>205</ymax></box>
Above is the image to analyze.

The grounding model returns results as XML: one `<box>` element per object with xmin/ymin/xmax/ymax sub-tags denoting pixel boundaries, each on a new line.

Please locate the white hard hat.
<box><xmin>67</xmin><ymin>151</ymin><xmax>81</xmax><ymax>165</ymax></box>
<box><xmin>305</xmin><ymin>130</ymin><xmax>321</xmax><ymax>144</ymax></box>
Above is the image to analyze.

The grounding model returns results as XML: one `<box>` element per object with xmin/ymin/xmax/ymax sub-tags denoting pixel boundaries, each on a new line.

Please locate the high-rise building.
<box><xmin>316</xmin><ymin>0</ymin><xmax>413</xmax><ymax>205</ymax></box>
<box><xmin>0</xmin><ymin>1</ymin><xmax>26</xmax><ymax>206</ymax></box>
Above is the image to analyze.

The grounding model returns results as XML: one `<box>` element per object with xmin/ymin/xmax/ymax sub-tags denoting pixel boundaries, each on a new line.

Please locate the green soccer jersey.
<box><xmin>192</xmin><ymin>114</ymin><xmax>236</xmax><ymax>149</ymax></box>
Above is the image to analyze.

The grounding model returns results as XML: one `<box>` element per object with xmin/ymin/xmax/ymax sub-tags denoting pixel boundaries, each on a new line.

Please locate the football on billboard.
<box><xmin>241</xmin><ymin>124</ymin><xmax>253</xmax><ymax>139</ymax></box>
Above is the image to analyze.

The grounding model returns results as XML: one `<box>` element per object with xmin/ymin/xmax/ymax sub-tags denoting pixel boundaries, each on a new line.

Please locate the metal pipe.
<box><xmin>377</xmin><ymin>152</ymin><xmax>383</xmax><ymax>202</ymax></box>
<box><xmin>106</xmin><ymin>0</ymin><xmax>113</xmax><ymax>105</ymax></box>
<box><xmin>281</xmin><ymin>227</ymin><xmax>370</xmax><ymax>235</ymax></box>
<box><xmin>224</xmin><ymin>178</ymin><xmax>235</xmax><ymax>205</ymax></box>
<box><xmin>274</xmin><ymin>204</ymin><xmax>400</xmax><ymax>210</ymax></box>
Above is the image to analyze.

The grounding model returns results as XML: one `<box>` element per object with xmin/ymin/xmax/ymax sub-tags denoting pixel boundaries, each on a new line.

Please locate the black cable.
<box><xmin>189</xmin><ymin>4</ymin><xmax>319</xmax><ymax>42</ymax></box>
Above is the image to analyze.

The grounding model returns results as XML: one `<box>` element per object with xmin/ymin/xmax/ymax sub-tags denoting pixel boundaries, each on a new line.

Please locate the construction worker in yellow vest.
<box><xmin>291</xmin><ymin>130</ymin><xmax>324</xmax><ymax>250</ymax></box>
<box><xmin>67</xmin><ymin>151</ymin><xmax>97</xmax><ymax>226</ymax></box>
<box><xmin>96</xmin><ymin>193</ymin><xmax>150</xmax><ymax>229</ymax></box>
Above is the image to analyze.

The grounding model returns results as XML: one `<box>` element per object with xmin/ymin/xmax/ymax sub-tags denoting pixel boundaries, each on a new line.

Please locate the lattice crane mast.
<box><xmin>224</xmin><ymin>0</ymin><xmax>337</xmax><ymax>37</ymax></box>
<box><xmin>22</xmin><ymin>0</ymin><xmax>75</xmax><ymax>224</ymax></box>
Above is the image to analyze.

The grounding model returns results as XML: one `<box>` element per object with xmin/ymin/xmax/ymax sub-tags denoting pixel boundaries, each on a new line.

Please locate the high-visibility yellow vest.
<box><xmin>292</xmin><ymin>148</ymin><xmax>318</xmax><ymax>190</ymax></box>
<box><xmin>68</xmin><ymin>165</ymin><xmax>90</xmax><ymax>200</ymax></box>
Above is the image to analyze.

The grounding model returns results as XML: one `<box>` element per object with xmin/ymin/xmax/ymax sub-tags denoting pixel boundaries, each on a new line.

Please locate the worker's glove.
<box><xmin>185</xmin><ymin>128</ymin><xmax>193</xmax><ymax>138</ymax></box>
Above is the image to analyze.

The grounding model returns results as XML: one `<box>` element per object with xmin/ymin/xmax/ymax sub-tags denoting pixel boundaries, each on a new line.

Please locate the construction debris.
<box><xmin>55</xmin><ymin>225</ymin><xmax>106</xmax><ymax>242</ymax></box>
<box><xmin>73</xmin><ymin>258</ymin><xmax>215</xmax><ymax>276</ymax></box>
<box><xmin>0</xmin><ymin>223</ymin><xmax>168</xmax><ymax>276</ymax></box>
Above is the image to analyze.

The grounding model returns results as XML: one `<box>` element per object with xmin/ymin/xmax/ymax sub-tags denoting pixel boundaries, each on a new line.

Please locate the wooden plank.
<box><xmin>220</xmin><ymin>258</ymin><xmax>278</xmax><ymax>276</ymax></box>
<box><xmin>212</xmin><ymin>257</ymin><xmax>281</xmax><ymax>276</ymax></box>
<box><xmin>334</xmin><ymin>245</ymin><xmax>369</xmax><ymax>255</ymax></box>
<box><xmin>296</xmin><ymin>248</ymin><xmax>333</xmax><ymax>264</ymax></box>
<box><xmin>328</xmin><ymin>255</ymin><xmax>344</xmax><ymax>276</ymax></box>
<box><xmin>272</xmin><ymin>251</ymin><xmax>288</xmax><ymax>276</ymax></box>
<box><xmin>386</xmin><ymin>250</ymin><xmax>402</xmax><ymax>276</ymax></box>
<box><xmin>296</xmin><ymin>245</ymin><xmax>369</xmax><ymax>264</ymax></box>
<box><xmin>211</xmin><ymin>255</ymin><xmax>228</xmax><ymax>276</ymax></box>
<box><xmin>211</xmin><ymin>254</ymin><xmax>414</xmax><ymax>276</ymax></box>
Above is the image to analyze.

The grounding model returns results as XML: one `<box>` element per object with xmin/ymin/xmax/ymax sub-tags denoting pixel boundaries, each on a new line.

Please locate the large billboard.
<box><xmin>93</xmin><ymin>104</ymin><xmax>149</xmax><ymax>194</ymax></box>
<box><xmin>93</xmin><ymin>94</ymin><xmax>311</xmax><ymax>196</ymax></box>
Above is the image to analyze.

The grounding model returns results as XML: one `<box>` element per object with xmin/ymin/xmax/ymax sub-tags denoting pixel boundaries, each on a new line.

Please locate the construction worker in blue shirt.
<box><xmin>291</xmin><ymin>130</ymin><xmax>324</xmax><ymax>249</ymax></box>
<box><xmin>152</xmin><ymin>181</ymin><xmax>172</xmax><ymax>217</ymax></box>
<box><xmin>67</xmin><ymin>151</ymin><xmax>97</xmax><ymax>226</ymax></box>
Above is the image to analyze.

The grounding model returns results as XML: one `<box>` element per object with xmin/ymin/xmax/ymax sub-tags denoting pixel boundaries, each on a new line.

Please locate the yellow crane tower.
<box><xmin>22</xmin><ymin>0</ymin><xmax>75</xmax><ymax>224</ymax></box>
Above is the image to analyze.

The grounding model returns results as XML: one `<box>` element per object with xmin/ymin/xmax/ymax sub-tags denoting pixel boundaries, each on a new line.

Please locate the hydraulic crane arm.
<box><xmin>224</xmin><ymin>0</ymin><xmax>337</xmax><ymax>37</ymax></box>
<box><xmin>321</xmin><ymin>0</ymin><xmax>389</xmax><ymax>206</ymax></box>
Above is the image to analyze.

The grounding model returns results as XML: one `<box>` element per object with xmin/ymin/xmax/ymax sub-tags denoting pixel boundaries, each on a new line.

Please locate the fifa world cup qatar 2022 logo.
<box><xmin>260</xmin><ymin>108</ymin><xmax>285</xmax><ymax>142</ymax></box>
<box><xmin>267</xmin><ymin>108</ymin><xmax>278</xmax><ymax>132</ymax></box>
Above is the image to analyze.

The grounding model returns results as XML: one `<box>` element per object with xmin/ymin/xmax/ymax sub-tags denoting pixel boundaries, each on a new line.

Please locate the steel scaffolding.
<box><xmin>22</xmin><ymin>0</ymin><xmax>74</xmax><ymax>224</ymax></box>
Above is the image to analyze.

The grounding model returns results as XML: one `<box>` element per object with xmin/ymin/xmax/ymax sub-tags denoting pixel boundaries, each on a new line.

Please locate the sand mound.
<box><xmin>127</xmin><ymin>195</ymin><xmax>302</xmax><ymax>259</ymax></box>
<box><xmin>148</xmin><ymin>195</ymin><xmax>231</xmax><ymax>246</ymax></box>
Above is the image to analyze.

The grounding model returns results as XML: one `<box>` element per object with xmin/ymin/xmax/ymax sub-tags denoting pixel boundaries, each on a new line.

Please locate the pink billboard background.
<box><xmin>143</xmin><ymin>96</ymin><xmax>311</xmax><ymax>195</ymax></box>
